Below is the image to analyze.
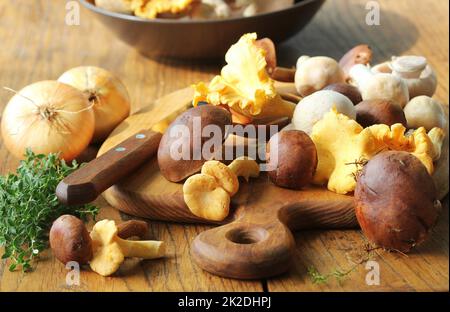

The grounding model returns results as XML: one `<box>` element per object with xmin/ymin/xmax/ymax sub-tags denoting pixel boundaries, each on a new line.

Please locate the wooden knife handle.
<box><xmin>56</xmin><ymin>130</ymin><xmax>162</xmax><ymax>206</ymax></box>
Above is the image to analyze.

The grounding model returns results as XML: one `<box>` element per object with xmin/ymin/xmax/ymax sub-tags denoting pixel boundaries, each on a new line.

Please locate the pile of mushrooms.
<box><xmin>292</xmin><ymin>46</ymin><xmax>446</xmax><ymax>134</ymax></box>
<box><xmin>287</xmin><ymin>44</ymin><xmax>447</xmax><ymax>253</ymax></box>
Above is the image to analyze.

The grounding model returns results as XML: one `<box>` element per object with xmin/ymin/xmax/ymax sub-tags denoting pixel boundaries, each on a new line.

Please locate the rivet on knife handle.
<box><xmin>56</xmin><ymin>130</ymin><xmax>162</xmax><ymax>206</ymax></box>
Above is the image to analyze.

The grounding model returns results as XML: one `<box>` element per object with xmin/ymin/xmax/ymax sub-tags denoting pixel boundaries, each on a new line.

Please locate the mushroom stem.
<box><xmin>116</xmin><ymin>238</ymin><xmax>165</xmax><ymax>259</ymax></box>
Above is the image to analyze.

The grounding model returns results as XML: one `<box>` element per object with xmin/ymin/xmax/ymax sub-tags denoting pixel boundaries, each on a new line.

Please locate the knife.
<box><xmin>56</xmin><ymin>102</ymin><xmax>192</xmax><ymax>206</ymax></box>
<box><xmin>57</xmin><ymin>95</ymin><xmax>295</xmax><ymax>206</ymax></box>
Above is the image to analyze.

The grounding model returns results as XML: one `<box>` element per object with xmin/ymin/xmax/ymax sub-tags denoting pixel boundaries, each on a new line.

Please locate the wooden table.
<box><xmin>0</xmin><ymin>0</ymin><xmax>448</xmax><ymax>292</ymax></box>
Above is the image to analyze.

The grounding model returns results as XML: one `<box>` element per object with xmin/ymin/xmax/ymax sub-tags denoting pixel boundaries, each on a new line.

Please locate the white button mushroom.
<box><xmin>371</xmin><ymin>56</ymin><xmax>438</xmax><ymax>99</ymax></box>
<box><xmin>294</xmin><ymin>56</ymin><xmax>346</xmax><ymax>97</ymax></box>
<box><xmin>404</xmin><ymin>96</ymin><xmax>447</xmax><ymax>131</ymax></box>
<box><xmin>391</xmin><ymin>56</ymin><xmax>437</xmax><ymax>99</ymax></box>
<box><xmin>349</xmin><ymin>64</ymin><xmax>409</xmax><ymax>108</ymax></box>
<box><xmin>292</xmin><ymin>90</ymin><xmax>356</xmax><ymax>134</ymax></box>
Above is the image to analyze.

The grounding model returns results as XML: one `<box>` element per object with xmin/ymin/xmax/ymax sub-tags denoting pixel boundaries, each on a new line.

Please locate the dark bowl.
<box><xmin>80</xmin><ymin>0</ymin><xmax>325</xmax><ymax>60</ymax></box>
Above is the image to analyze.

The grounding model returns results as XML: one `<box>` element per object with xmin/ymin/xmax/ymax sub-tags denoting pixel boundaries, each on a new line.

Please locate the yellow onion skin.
<box><xmin>1</xmin><ymin>81</ymin><xmax>95</xmax><ymax>161</ymax></box>
<box><xmin>58</xmin><ymin>66</ymin><xmax>131</xmax><ymax>143</ymax></box>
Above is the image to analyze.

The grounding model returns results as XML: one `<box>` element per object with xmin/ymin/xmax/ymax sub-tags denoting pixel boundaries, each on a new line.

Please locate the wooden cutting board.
<box><xmin>98</xmin><ymin>83</ymin><xmax>449</xmax><ymax>279</ymax></box>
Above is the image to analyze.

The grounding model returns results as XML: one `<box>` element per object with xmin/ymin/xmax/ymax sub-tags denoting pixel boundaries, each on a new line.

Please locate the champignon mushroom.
<box><xmin>295</xmin><ymin>56</ymin><xmax>346</xmax><ymax>97</ymax></box>
<box><xmin>292</xmin><ymin>90</ymin><xmax>356</xmax><ymax>134</ymax></box>
<box><xmin>404</xmin><ymin>96</ymin><xmax>447</xmax><ymax>131</ymax></box>
<box><xmin>373</xmin><ymin>56</ymin><xmax>437</xmax><ymax>99</ymax></box>
<box><xmin>349</xmin><ymin>64</ymin><xmax>410</xmax><ymax>108</ymax></box>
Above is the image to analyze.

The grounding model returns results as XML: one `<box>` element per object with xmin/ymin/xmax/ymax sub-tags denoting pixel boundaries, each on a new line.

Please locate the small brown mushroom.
<box><xmin>355</xmin><ymin>151</ymin><xmax>441</xmax><ymax>253</ymax></box>
<box><xmin>323</xmin><ymin>83</ymin><xmax>362</xmax><ymax>105</ymax></box>
<box><xmin>158</xmin><ymin>105</ymin><xmax>232</xmax><ymax>183</ymax></box>
<box><xmin>50</xmin><ymin>215</ymin><xmax>93</xmax><ymax>265</ymax></box>
<box><xmin>355</xmin><ymin>99</ymin><xmax>407</xmax><ymax>128</ymax></box>
<box><xmin>266</xmin><ymin>130</ymin><xmax>318</xmax><ymax>190</ymax></box>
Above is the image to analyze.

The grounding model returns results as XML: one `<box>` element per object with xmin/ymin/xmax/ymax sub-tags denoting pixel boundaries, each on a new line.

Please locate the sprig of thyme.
<box><xmin>308</xmin><ymin>243</ymin><xmax>381</xmax><ymax>285</ymax></box>
<box><xmin>0</xmin><ymin>149</ymin><xmax>98</xmax><ymax>272</ymax></box>
<box><xmin>346</xmin><ymin>157</ymin><xmax>369</xmax><ymax>182</ymax></box>
<box><xmin>308</xmin><ymin>265</ymin><xmax>358</xmax><ymax>285</ymax></box>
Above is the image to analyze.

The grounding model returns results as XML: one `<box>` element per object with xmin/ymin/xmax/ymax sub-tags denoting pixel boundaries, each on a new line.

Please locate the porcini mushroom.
<box><xmin>266</xmin><ymin>130</ymin><xmax>318</xmax><ymax>190</ymax></box>
<box><xmin>89</xmin><ymin>220</ymin><xmax>165</xmax><ymax>276</ymax></box>
<box><xmin>295</xmin><ymin>56</ymin><xmax>346</xmax><ymax>97</ymax></box>
<box><xmin>373</xmin><ymin>56</ymin><xmax>437</xmax><ymax>99</ymax></box>
<box><xmin>355</xmin><ymin>99</ymin><xmax>407</xmax><ymax>128</ymax></box>
<box><xmin>157</xmin><ymin>105</ymin><xmax>232</xmax><ymax>183</ymax></box>
<box><xmin>349</xmin><ymin>64</ymin><xmax>410</xmax><ymax>108</ymax></box>
<box><xmin>292</xmin><ymin>90</ymin><xmax>356</xmax><ymax>134</ymax></box>
<box><xmin>355</xmin><ymin>151</ymin><xmax>441</xmax><ymax>253</ymax></box>
<box><xmin>404</xmin><ymin>96</ymin><xmax>447</xmax><ymax>131</ymax></box>
<box><xmin>50</xmin><ymin>215</ymin><xmax>93</xmax><ymax>265</ymax></box>
<box><xmin>323</xmin><ymin>83</ymin><xmax>362</xmax><ymax>105</ymax></box>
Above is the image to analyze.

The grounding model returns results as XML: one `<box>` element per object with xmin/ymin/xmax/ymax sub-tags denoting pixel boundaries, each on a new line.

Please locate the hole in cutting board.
<box><xmin>226</xmin><ymin>226</ymin><xmax>268</xmax><ymax>244</ymax></box>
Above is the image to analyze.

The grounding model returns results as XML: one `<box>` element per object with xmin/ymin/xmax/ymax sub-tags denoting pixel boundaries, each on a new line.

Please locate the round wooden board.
<box><xmin>98</xmin><ymin>83</ymin><xmax>449</xmax><ymax>224</ymax></box>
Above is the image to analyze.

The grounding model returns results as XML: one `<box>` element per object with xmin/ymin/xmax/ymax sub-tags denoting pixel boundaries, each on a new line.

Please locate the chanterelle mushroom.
<box><xmin>90</xmin><ymin>220</ymin><xmax>165</xmax><ymax>276</ymax></box>
<box><xmin>192</xmin><ymin>33</ymin><xmax>295</xmax><ymax>124</ymax></box>
<box><xmin>183</xmin><ymin>158</ymin><xmax>259</xmax><ymax>221</ymax></box>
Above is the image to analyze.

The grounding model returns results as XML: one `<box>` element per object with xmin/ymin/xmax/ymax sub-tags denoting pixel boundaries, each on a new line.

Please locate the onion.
<box><xmin>58</xmin><ymin>66</ymin><xmax>131</xmax><ymax>143</ymax></box>
<box><xmin>1</xmin><ymin>81</ymin><xmax>95</xmax><ymax>161</ymax></box>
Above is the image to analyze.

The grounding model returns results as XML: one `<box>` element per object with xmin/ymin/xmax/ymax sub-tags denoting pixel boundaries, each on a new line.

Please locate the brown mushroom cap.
<box><xmin>49</xmin><ymin>215</ymin><xmax>92</xmax><ymax>265</ymax></box>
<box><xmin>355</xmin><ymin>151</ymin><xmax>441</xmax><ymax>253</ymax></box>
<box><xmin>158</xmin><ymin>105</ymin><xmax>232</xmax><ymax>182</ymax></box>
<box><xmin>266</xmin><ymin>130</ymin><xmax>318</xmax><ymax>190</ymax></box>
<box><xmin>339</xmin><ymin>44</ymin><xmax>373</xmax><ymax>81</ymax></box>
<box><xmin>323</xmin><ymin>83</ymin><xmax>362</xmax><ymax>105</ymax></box>
<box><xmin>355</xmin><ymin>99</ymin><xmax>407</xmax><ymax>128</ymax></box>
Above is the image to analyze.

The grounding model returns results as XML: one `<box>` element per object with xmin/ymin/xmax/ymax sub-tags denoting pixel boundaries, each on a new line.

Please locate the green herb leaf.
<box><xmin>0</xmin><ymin>149</ymin><xmax>98</xmax><ymax>271</ymax></box>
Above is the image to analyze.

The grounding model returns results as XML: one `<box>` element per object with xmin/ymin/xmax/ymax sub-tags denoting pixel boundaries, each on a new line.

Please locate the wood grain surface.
<box><xmin>0</xmin><ymin>0</ymin><xmax>448</xmax><ymax>291</ymax></box>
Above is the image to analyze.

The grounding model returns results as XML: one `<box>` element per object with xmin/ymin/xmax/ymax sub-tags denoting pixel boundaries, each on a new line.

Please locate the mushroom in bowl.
<box><xmin>79</xmin><ymin>0</ymin><xmax>325</xmax><ymax>59</ymax></box>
